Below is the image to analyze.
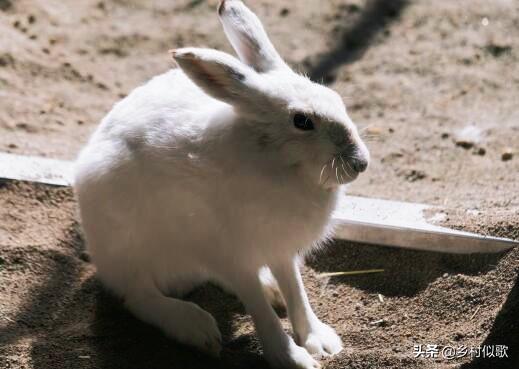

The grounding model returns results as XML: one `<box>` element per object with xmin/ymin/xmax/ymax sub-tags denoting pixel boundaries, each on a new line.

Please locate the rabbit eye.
<box><xmin>293</xmin><ymin>113</ymin><xmax>314</xmax><ymax>131</ymax></box>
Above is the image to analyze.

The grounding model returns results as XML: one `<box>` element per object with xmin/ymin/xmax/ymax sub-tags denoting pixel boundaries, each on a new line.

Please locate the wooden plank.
<box><xmin>0</xmin><ymin>152</ymin><xmax>73</xmax><ymax>186</ymax></box>
<box><xmin>333</xmin><ymin>196</ymin><xmax>517</xmax><ymax>253</ymax></box>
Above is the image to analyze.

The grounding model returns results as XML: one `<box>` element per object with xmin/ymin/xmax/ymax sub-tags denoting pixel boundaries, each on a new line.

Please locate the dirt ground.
<box><xmin>0</xmin><ymin>0</ymin><xmax>518</xmax><ymax>368</ymax></box>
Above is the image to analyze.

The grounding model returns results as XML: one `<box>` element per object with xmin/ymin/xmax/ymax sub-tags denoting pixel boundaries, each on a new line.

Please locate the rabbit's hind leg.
<box><xmin>220</xmin><ymin>267</ymin><xmax>286</xmax><ymax>310</ymax></box>
<box><xmin>123</xmin><ymin>277</ymin><xmax>222</xmax><ymax>356</ymax></box>
<box><xmin>259</xmin><ymin>266</ymin><xmax>287</xmax><ymax>310</ymax></box>
<box><xmin>164</xmin><ymin>273</ymin><xmax>209</xmax><ymax>297</ymax></box>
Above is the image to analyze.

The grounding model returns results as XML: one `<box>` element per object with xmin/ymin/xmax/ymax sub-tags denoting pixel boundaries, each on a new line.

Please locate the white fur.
<box><xmin>75</xmin><ymin>1</ymin><xmax>369</xmax><ymax>368</ymax></box>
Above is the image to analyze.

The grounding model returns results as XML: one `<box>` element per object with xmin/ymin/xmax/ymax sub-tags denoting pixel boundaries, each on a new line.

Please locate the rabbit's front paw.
<box><xmin>169</xmin><ymin>303</ymin><xmax>222</xmax><ymax>357</ymax></box>
<box><xmin>265</xmin><ymin>336</ymin><xmax>320</xmax><ymax>369</ymax></box>
<box><xmin>297</xmin><ymin>320</ymin><xmax>343</xmax><ymax>358</ymax></box>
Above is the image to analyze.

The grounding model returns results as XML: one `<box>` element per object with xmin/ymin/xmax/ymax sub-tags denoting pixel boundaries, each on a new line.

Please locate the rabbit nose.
<box><xmin>351</xmin><ymin>157</ymin><xmax>368</xmax><ymax>173</ymax></box>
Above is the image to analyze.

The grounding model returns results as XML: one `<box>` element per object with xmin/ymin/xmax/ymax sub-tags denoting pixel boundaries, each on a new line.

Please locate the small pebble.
<box><xmin>0</xmin><ymin>0</ymin><xmax>12</xmax><ymax>11</ymax></box>
<box><xmin>453</xmin><ymin>332</ymin><xmax>465</xmax><ymax>341</ymax></box>
<box><xmin>456</xmin><ymin>140</ymin><xmax>474</xmax><ymax>149</ymax></box>
<box><xmin>370</xmin><ymin>319</ymin><xmax>387</xmax><ymax>327</ymax></box>
<box><xmin>403</xmin><ymin>169</ymin><xmax>427</xmax><ymax>182</ymax></box>
<box><xmin>279</xmin><ymin>8</ymin><xmax>290</xmax><ymax>17</ymax></box>
<box><xmin>472</xmin><ymin>147</ymin><xmax>486</xmax><ymax>156</ymax></box>
<box><xmin>501</xmin><ymin>149</ymin><xmax>513</xmax><ymax>161</ymax></box>
<box><xmin>454</xmin><ymin>125</ymin><xmax>482</xmax><ymax>149</ymax></box>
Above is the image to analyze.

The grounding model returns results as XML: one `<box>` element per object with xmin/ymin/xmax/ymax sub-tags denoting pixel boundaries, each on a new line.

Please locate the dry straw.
<box><xmin>317</xmin><ymin>269</ymin><xmax>385</xmax><ymax>278</ymax></box>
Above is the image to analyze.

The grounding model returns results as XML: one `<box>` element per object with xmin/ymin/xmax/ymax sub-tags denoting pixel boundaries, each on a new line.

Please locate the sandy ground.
<box><xmin>0</xmin><ymin>0</ymin><xmax>518</xmax><ymax>368</ymax></box>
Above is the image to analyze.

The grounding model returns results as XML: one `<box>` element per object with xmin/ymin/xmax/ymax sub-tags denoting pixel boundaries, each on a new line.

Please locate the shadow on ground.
<box><xmin>305</xmin><ymin>0</ymin><xmax>409</xmax><ymax>84</ymax></box>
<box><xmin>0</xmin><ymin>223</ymin><xmax>265</xmax><ymax>369</ymax></box>
<box><xmin>2</xmin><ymin>225</ymin><xmax>516</xmax><ymax>368</ymax></box>
<box><xmin>308</xmin><ymin>241</ymin><xmax>518</xmax><ymax>367</ymax></box>
<box><xmin>460</xmin><ymin>273</ymin><xmax>519</xmax><ymax>369</ymax></box>
<box><xmin>308</xmin><ymin>240</ymin><xmax>507</xmax><ymax>297</ymax></box>
<box><xmin>30</xmin><ymin>277</ymin><xmax>268</xmax><ymax>369</ymax></box>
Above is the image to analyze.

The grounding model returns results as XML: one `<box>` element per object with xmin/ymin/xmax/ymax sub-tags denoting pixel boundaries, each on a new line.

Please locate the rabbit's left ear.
<box><xmin>172</xmin><ymin>48</ymin><xmax>265</xmax><ymax>107</ymax></box>
<box><xmin>218</xmin><ymin>0</ymin><xmax>288</xmax><ymax>73</ymax></box>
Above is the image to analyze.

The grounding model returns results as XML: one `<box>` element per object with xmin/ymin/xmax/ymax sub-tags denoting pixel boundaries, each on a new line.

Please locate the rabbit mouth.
<box><xmin>319</xmin><ymin>155</ymin><xmax>360</xmax><ymax>187</ymax></box>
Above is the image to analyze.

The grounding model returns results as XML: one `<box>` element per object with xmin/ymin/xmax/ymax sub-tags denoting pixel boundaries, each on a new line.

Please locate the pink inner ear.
<box><xmin>191</xmin><ymin>59</ymin><xmax>226</xmax><ymax>89</ymax></box>
<box><xmin>186</xmin><ymin>58</ymin><xmax>239</xmax><ymax>101</ymax></box>
<box><xmin>234</xmin><ymin>31</ymin><xmax>264</xmax><ymax>72</ymax></box>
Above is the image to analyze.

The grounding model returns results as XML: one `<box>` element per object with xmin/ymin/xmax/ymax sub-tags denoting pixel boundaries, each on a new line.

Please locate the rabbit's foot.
<box><xmin>167</xmin><ymin>303</ymin><xmax>222</xmax><ymax>357</ymax></box>
<box><xmin>265</xmin><ymin>336</ymin><xmax>320</xmax><ymax>369</ymax></box>
<box><xmin>296</xmin><ymin>320</ymin><xmax>343</xmax><ymax>358</ymax></box>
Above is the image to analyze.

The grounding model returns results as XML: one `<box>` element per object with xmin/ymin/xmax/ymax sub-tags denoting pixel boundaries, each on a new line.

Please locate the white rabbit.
<box><xmin>74</xmin><ymin>1</ymin><xmax>369</xmax><ymax>368</ymax></box>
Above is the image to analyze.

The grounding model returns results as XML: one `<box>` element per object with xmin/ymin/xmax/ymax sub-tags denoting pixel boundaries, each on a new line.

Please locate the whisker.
<box><xmin>339</xmin><ymin>171</ymin><xmax>345</xmax><ymax>183</ymax></box>
<box><xmin>359</xmin><ymin>125</ymin><xmax>375</xmax><ymax>133</ymax></box>
<box><xmin>359</xmin><ymin>132</ymin><xmax>384</xmax><ymax>143</ymax></box>
<box><xmin>360</xmin><ymin>136</ymin><xmax>382</xmax><ymax>141</ymax></box>
<box><xmin>340</xmin><ymin>162</ymin><xmax>348</xmax><ymax>175</ymax></box>
<box><xmin>345</xmin><ymin>161</ymin><xmax>355</xmax><ymax>174</ymax></box>
<box><xmin>338</xmin><ymin>156</ymin><xmax>350</xmax><ymax>177</ymax></box>
<box><xmin>323</xmin><ymin>173</ymin><xmax>330</xmax><ymax>186</ymax></box>
<box><xmin>319</xmin><ymin>163</ymin><xmax>327</xmax><ymax>185</ymax></box>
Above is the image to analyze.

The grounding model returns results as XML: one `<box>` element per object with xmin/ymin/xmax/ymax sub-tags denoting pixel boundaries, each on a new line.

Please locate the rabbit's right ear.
<box><xmin>171</xmin><ymin>47</ymin><xmax>266</xmax><ymax>108</ymax></box>
<box><xmin>218</xmin><ymin>0</ymin><xmax>288</xmax><ymax>73</ymax></box>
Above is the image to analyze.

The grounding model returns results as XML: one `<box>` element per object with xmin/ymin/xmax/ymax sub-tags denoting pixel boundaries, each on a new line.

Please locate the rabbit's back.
<box><xmin>75</xmin><ymin>68</ymin><xmax>225</xmax><ymax>193</ymax></box>
<box><xmin>94</xmin><ymin>69</ymin><xmax>221</xmax><ymax>157</ymax></box>
<box><xmin>74</xmin><ymin>68</ymin><xmax>228</xmax><ymax>289</ymax></box>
